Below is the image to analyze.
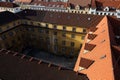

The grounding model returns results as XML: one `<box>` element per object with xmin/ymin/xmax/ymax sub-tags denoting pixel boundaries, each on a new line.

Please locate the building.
<box><xmin>74</xmin><ymin>16</ymin><xmax>120</xmax><ymax>80</ymax></box>
<box><xmin>90</xmin><ymin>0</ymin><xmax>120</xmax><ymax>18</ymax></box>
<box><xmin>0</xmin><ymin>2</ymin><xmax>21</xmax><ymax>13</ymax></box>
<box><xmin>0</xmin><ymin>10</ymin><xmax>104</xmax><ymax>57</ymax></box>
<box><xmin>0</xmin><ymin>49</ymin><xmax>88</xmax><ymax>80</ymax></box>
<box><xmin>0</xmin><ymin>8</ymin><xmax>120</xmax><ymax>79</ymax></box>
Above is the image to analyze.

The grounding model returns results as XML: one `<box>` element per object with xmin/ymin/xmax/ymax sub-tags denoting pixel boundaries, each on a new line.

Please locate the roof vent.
<box><xmin>88</xmin><ymin>18</ymin><xmax>91</xmax><ymax>21</ymax></box>
<box><xmin>100</xmin><ymin>55</ymin><xmax>106</xmax><ymax>59</ymax></box>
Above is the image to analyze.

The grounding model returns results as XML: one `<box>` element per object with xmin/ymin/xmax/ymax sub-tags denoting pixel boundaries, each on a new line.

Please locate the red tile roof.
<box><xmin>0</xmin><ymin>49</ymin><xmax>88</xmax><ymax>80</ymax></box>
<box><xmin>74</xmin><ymin>16</ymin><xmax>120</xmax><ymax>80</ymax></box>
<box><xmin>69</xmin><ymin>0</ymin><xmax>91</xmax><ymax>6</ymax></box>
<box><xmin>17</xmin><ymin>10</ymin><xmax>104</xmax><ymax>28</ymax></box>
<box><xmin>0</xmin><ymin>2</ymin><xmax>19</xmax><ymax>8</ymax></box>
<box><xmin>30</xmin><ymin>1</ymin><xmax>70</xmax><ymax>8</ymax></box>
<box><xmin>96</xmin><ymin>0</ymin><xmax>120</xmax><ymax>9</ymax></box>
<box><xmin>14</xmin><ymin>0</ymin><xmax>32</xmax><ymax>3</ymax></box>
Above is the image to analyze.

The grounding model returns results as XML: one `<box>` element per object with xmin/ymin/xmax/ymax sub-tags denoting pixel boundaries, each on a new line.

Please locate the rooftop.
<box><xmin>74</xmin><ymin>16</ymin><xmax>120</xmax><ymax>80</ymax></box>
<box><xmin>17</xmin><ymin>9</ymin><xmax>104</xmax><ymax>28</ymax></box>
<box><xmin>0</xmin><ymin>49</ymin><xmax>88</xmax><ymax>80</ymax></box>
<box><xmin>30</xmin><ymin>1</ymin><xmax>70</xmax><ymax>8</ymax></box>
<box><xmin>0</xmin><ymin>2</ymin><xmax>19</xmax><ymax>8</ymax></box>
<box><xmin>0</xmin><ymin>11</ymin><xmax>20</xmax><ymax>26</ymax></box>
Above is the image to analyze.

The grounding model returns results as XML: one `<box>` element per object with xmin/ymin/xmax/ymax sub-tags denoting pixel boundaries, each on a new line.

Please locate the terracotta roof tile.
<box><xmin>30</xmin><ymin>1</ymin><xmax>70</xmax><ymax>8</ymax></box>
<box><xmin>0</xmin><ymin>49</ymin><xmax>88</xmax><ymax>80</ymax></box>
<box><xmin>96</xmin><ymin>0</ymin><xmax>120</xmax><ymax>9</ymax></box>
<box><xmin>69</xmin><ymin>0</ymin><xmax>91</xmax><ymax>6</ymax></box>
<box><xmin>79</xmin><ymin>57</ymin><xmax>94</xmax><ymax>69</ymax></box>
<box><xmin>14</xmin><ymin>0</ymin><xmax>32</xmax><ymax>3</ymax></box>
<box><xmin>0</xmin><ymin>2</ymin><xmax>19</xmax><ymax>8</ymax></box>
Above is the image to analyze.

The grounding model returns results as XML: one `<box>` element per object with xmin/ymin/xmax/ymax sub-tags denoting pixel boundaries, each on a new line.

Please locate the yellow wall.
<box><xmin>0</xmin><ymin>19</ymin><xmax>87</xmax><ymax>57</ymax></box>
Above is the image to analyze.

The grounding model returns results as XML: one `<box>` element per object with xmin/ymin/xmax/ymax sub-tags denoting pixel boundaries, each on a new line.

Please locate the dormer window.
<box><xmin>83</xmin><ymin>43</ymin><xmax>96</xmax><ymax>54</ymax></box>
<box><xmin>89</xmin><ymin>27</ymin><xmax>98</xmax><ymax>34</ymax></box>
<box><xmin>104</xmin><ymin>7</ymin><xmax>109</xmax><ymax>11</ymax></box>
<box><xmin>79</xmin><ymin>57</ymin><xmax>94</xmax><ymax>71</ymax></box>
<box><xmin>87</xmin><ymin>34</ymin><xmax>97</xmax><ymax>43</ymax></box>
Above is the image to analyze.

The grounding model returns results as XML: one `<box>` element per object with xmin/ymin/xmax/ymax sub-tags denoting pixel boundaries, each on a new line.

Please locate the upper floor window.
<box><xmin>45</xmin><ymin>30</ymin><xmax>49</xmax><ymax>34</ymax></box>
<box><xmin>62</xmin><ymin>41</ymin><xmax>66</xmax><ymax>45</ymax></box>
<box><xmin>83</xmin><ymin>29</ymin><xmax>86</xmax><ymax>33</ymax></box>
<box><xmin>0</xmin><ymin>28</ymin><xmax>2</xmax><ymax>32</ymax></box>
<box><xmin>28</xmin><ymin>28</ymin><xmax>34</xmax><ymax>32</ymax></box>
<box><xmin>81</xmin><ymin>36</ymin><xmax>85</xmax><ymax>40</ymax></box>
<box><xmin>54</xmin><ymin>31</ymin><xmax>57</xmax><ymax>35</ymax></box>
<box><xmin>38</xmin><ymin>28</ymin><xmax>44</xmax><ymax>33</ymax></box>
<box><xmin>71</xmin><ymin>34</ymin><xmax>75</xmax><ymax>38</ymax></box>
<box><xmin>8</xmin><ymin>32</ymin><xmax>14</xmax><ymax>36</ymax></box>
<box><xmin>63</xmin><ymin>26</ymin><xmax>66</xmax><ymax>31</ymax></box>
<box><xmin>46</xmin><ymin>24</ymin><xmax>48</xmax><ymax>28</ymax></box>
<box><xmin>72</xmin><ymin>27</ymin><xmax>76</xmax><ymax>32</ymax></box>
<box><xmin>71</xmin><ymin>42</ymin><xmax>75</xmax><ymax>47</ymax></box>
<box><xmin>1</xmin><ymin>35</ymin><xmax>6</xmax><ymax>40</ymax></box>
<box><xmin>53</xmin><ymin>25</ymin><xmax>57</xmax><ymax>29</ymax></box>
<box><xmin>30</xmin><ymin>22</ymin><xmax>33</xmax><ymax>25</ymax></box>
<box><xmin>62</xmin><ymin>32</ymin><xmax>66</xmax><ymax>37</ymax></box>
<box><xmin>54</xmin><ymin>39</ymin><xmax>58</xmax><ymax>44</ymax></box>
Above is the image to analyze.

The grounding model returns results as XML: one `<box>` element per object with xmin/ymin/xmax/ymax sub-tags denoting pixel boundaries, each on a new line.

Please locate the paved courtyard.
<box><xmin>22</xmin><ymin>48</ymin><xmax>78</xmax><ymax>69</ymax></box>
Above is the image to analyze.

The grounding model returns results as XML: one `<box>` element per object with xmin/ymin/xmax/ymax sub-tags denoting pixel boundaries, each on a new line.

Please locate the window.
<box><xmin>70</xmin><ymin>48</ymin><xmax>74</xmax><ymax>55</ymax></box>
<box><xmin>30</xmin><ymin>22</ymin><xmax>33</xmax><ymax>25</ymax></box>
<box><xmin>83</xmin><ymin>29</ymin><xmax>86</xmax><ymax>33</ymax></box>
<box><xmin>62</xmin><ymin>32</ymin><xmax>66</xmax><ymax>37</ymax></box>
<box><xmin>28</xmin><ymin>28</ymin><xmax>34</xmax><ymax>32</ymax></box>
<box><xmin>53</xmin><ymin>25</ymin><xmax>57</xmax><ymax>29</ymax></box>
<box><xmin>38</xmin><ymin>28</ymin><xmax>44</xmax><ymax>33</ymax></box>
<box><xmin>81</xmin><ymin>36</ymin><xmax>85</xmax><ymax>40</ymax></box>
<box><xmin>46</xmin><ymin>37</ymin><xmax>50</xmax><ymax>44</ymax></box>
<box><xmin>45</xmin><ymin>30</ymin><xmax>49</xmax><ymax>34</ymax></box>
<box><xmin>80</xmin><ymin>44</ymin><xmax>82</xmax><ymax>49</ymax></box>
<box><xmin>0</xmin><ymin>28</ymin><xmax>2</xmax><ymax>32</ymax></box>
<box><xmin>62</xmin><ymin>41</ymin><xmax>66</xmax><ymax>45</ymax></box>
<box><xmin>54</xmin><ymin>31</ymin><xmax>57</xmax><ymax>35</ymax></box>
<box><xmin>38</xmin><ymin>23</ymin><xmax>41</xmax><ymax>26</ymax></box>
<box><xmin>8</xmin><ymin>32</ymin><xmax>14</xmax><ymax>36</ymax></box>
<box><xmin>1</xmin><ymin>35</ymin><xmax>6</xmax><ymax>40</ymax></box>
<box><xmin>46</xmin><ymin>24</ymin><xmax>48</xmax><ymax>28</ymax></box>
<box><xmin>62</xmin><ymin>47</ymin><xmax>66</xmax><ymax>52</ymax></box>
<box><xmin>71</xmin><ymin>34</ymin><xmax>75</xmax><ymax>38</ymax></box>
<box><xmin>63</xmin><ymin>26</ymin><xmax>66</xmax><ymax>31</ymax></box>
<box><xmin>15</xmin><ymin>28</ymin><xmax>18</xmax><ymax>33</ymax></box>
<box><xmin>72</xmin><ymin>27</ymin><xmax>76</xmax><ymax>32</ymax></box>
<box><xmin>54</xmin><ymin>39</ymin><xmax>58</xmax><ymax>44</ymax></box>
<box><xmin>71</xmin><ymin>42</ymin><xmax>75</xmax><ymax>47</ymax></box>
<box><xmin>54</xmin><ymin>45</ymin><xmax>58</xmax><ymax>53</ymax></box>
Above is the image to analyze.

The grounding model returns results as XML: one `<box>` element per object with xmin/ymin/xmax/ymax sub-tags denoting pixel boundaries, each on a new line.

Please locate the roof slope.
<box><xmin>69</xmin><ymin>0</ymin><xmax>91</xmax><ymax>6</ymax></box>
<box><xmin>17</xmin><ymin>10</ymin><xmax>104</xmax><ymax>27</ymax></box>
<box><xmin>0</xmin><ymin>11</ymin><xmax>20</xmax><ymax>26</ymax></box>
<box><xmin>74</xmin><ymin>16</ymin><xmax>117</xmax><ymax>80</ymax></box>
<box><xmin>0</xmin><ymin>2</ymin><xmax>19</xmax><ymax>8</ymax></box>
<box><xmin>0</xmin><ymin>49</ymin><xmax>88</xmax><ymax>80</ymax></box>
